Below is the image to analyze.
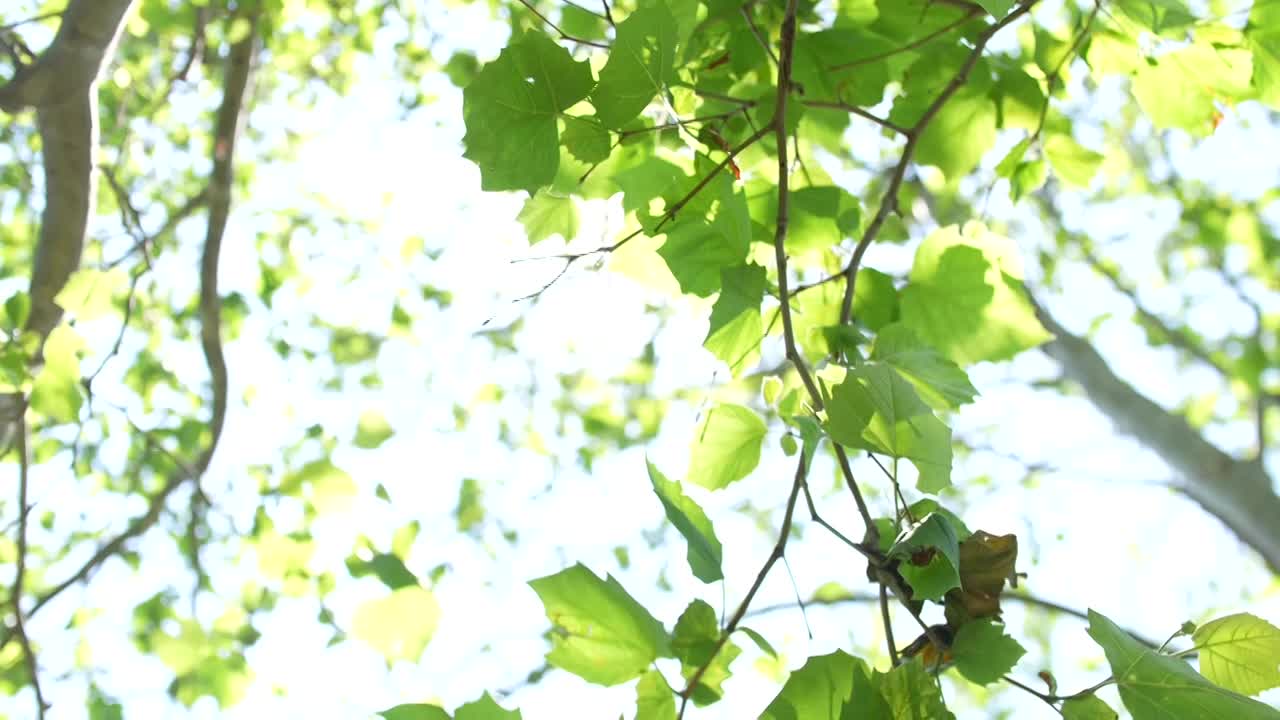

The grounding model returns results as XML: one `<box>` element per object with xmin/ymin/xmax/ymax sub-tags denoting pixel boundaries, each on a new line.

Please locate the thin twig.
<box><xmin>12</xmin><ymin>409</ymin><xmax>46</xmax><ymax>718</ymax></box>
<box><xmin>676</xmin><ymin>453</ymin><xmax>807</xmax><ymax>719</ymax></box>
<box><xmin>880</xmin><ymin>584</ymin><xmax>899</xmax><ymax>666</ymax></box>
<box><xmin>739</xmin><ymin>3</ymin><xmax>778</xmax><ymax>66</ymax></box>
<box><xmin>514</xmin><ymin>125</ymin><xmax>770</xmax><ymax>301</ymax></box>
<box><xmin>838</xmin><ymin>0</ymin><xmax>1040</xmax><ymax>327</ymax></box>
<box><xmin>0</xmin><ymin>11</ymin><xmax>62</xmax><ymax>31</ymax></box>
<box><xmin>829</xmin><ymin>8</ymin><xmax>981</xmax><ymax>72</ymax></box>
<box><xmin>802</xmin><ymin>99</ymin><xmax>910</xmax><ymax>135</ymax></box>
<box><xmin>514</xmin><ymin>0</ymin><xmax>609</xmax><ymax>48</ymax></box>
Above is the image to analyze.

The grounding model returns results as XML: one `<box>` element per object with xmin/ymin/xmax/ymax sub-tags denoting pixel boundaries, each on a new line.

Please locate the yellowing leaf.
<box><xmin>29</xmin><ymin>324</ymin><xmax>85</xmax><ymax>423</ymax></box>
<box><xmin>1193</xmin><ymin>613</ymin><xmax>1280</xmax><ymax>695</ymax></box>
<box><xmin>354</xmin><ymin>410</ymin><xmax>395</xmax><ymax>449</ymax></box>
<box><xmin>55</xmin><ymin>268</ymin><xmax>129</xmax><ymax>321</ymax></box>
<box><xmin>352</xmin><ymin>587</ymin><xmax>441</xmax><ymax>663</ymax></box>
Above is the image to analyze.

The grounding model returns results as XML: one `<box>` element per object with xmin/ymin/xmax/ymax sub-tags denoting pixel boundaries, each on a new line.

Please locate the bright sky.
<box><xmin>3</xmin><ymin>1</ymin><xmax>1278</xmax><ymax>718</ymax></box>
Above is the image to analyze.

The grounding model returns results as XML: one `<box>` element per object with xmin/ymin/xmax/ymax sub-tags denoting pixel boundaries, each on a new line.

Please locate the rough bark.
<box><xmin>0</xmin><ymin>0</ymin><xmax>136</xmax><ymax>338</ymax></box>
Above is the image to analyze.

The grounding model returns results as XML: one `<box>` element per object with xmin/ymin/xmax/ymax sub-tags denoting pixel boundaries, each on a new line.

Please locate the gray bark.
<box><xmin>1032</xmin><ymin>298</ymin><xmax>1280</xmax><ymax>574</ymax></box>
<box><xmin>0</xmin><ymin>0</ymin><xmax>135</xmax><ymax>337</ymax></box>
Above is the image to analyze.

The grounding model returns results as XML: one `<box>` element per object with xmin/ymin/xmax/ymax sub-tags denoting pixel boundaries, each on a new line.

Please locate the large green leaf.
<box><xmin>1248</xmin><ymin>0</ymin><xmax>1280</xmax><ymax>107</ymax></box>
<box><xmin>915</xmin><ymin>86</ymin><xmax>997</xmax><ymax>180</ymax></box>
<box><xmin>1044</xmin><ymin>133</ymin><xmax>1103</xmax><ymax>188</ymax></box>
<box><xmin>528</xmin><ymin>564</ymin><xmax>670</xmax><ymax>685</ymax></box>
<box><xmin>29</xmin><ymin>324</ymin><xmax>85</xmax><ymax>424</ymax></box>
<box><xmin>659</xmin><ymin>220</ymin><xmax>749</xmax><ymax>298</ymax></box>
<box><xmin>900</xmin><ymin>224</ymin><xmax>1052</xmax><ymax>366</ymax></box>
<box><xmin>635</xmin><ymin>670</ymin><xmax>676</xmax><ymax>720</ymax></box>
<box><xmin>455</xmin><ymin>693</ymin><xmax>521</xmax><ymax>720</ymax></box>
<box><xmin>352</xmin><ymin>587</ymin><xmax>440</xmax><ymax>663</ymax></box>
<box><xmin>874</xmin><ymin>661</ymin><xmax>956</xmax><ymax>720</ymax></box>
<box><xmin>647</xmin><ymin>461</ymin><xmax>724</xmax><ymax>583</ymax></box>
<box><xmin>517</xmin><ymin>190</ymin><xmax>579</xmax><ymax>244</ymax></box>
<box><xmin>824</xmin><ymin>364</ymin><xmax>953</xmax><ymax>492</ymax></box>
<box><xmin>687</xmin><ymin>404</ymin><xmax>767</xmax><ymax>490</ymax></box>
<box><xmin>462</xmin><ymin>32</ymin><xmax>594</xmax><ymax>192</ymax></box>
<box><xmin>949</xmin><ymin>620</ymin><xmax>1025</xmax><ymax>685</ymax></box>
<box><xmin>870</xmin><ymin>324</ymin><xmax>978</xmax><ymax>410</ymax></box>
<box><xmin>703</xmin><ymin>263</ymin><xmax>765</xmax><ymax>374</ymax></box>
<box><xmin>1061</xmin><ymin>695</ymin><xmax>1118</xmax><ymax>720</ymax></box>
<box><xmin>591</xmin><ymin>5</ymin><xmax>677</xmax><ymax>127</ymax></box>
<box><xmin>760</xmin><ymin>650</ymin><xmax>862</xmax><ymax>720</ymax></box>
<box><xmin>671</xmin><ymin>600</ymin><xmax>740</xmax><ymax>706</ymax></box>
<box><xmin>1086</xmin><ymin>610</ymin><xmax>1280</xmax><ymax>720</ymax></box>
<box><xmin>1192</xmin><ymin>613</ymin><xmax>1280</xmax><ymax>695</ymax></box>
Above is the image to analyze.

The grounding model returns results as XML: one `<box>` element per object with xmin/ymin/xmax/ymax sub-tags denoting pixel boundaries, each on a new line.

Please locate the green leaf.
<box><xmin>751</xmin><ymin>186</ymin><xmax>863</xmax><ymax>256</ymax></box>
<box><xmin>379</xmin><ymin>704</ymin><xmax>452</xmax><ymax>720</ymax></box>
<box><xmin>737</xmin><ymin>627</ymin><xmax>778</xmax><ymax>658</ymax></box>
<box><xmin>647</xmin><ymin>460</ymin><xmax>724</xmax><ymax>583</ymax></box>
<box><xmin>1062</xmin><ymin>695</ymin><xmax>1118</xmax><ymax>720</ymax></box>
<box><xmin>517</xmin><ymin>190</ymin><xmax>579</xmax><ymax>244</ymax></box>
<box><xmin>528</xmin><ymin>564</ymin><xmax>670</xmax><ymax>685</ymax></box>
<box><xmin>562</xmin><ymin>116</ymin><xmax>611</xmax><ymax>164</ymax></box>
<box><xmin>560</xmin><ymin>3</ymin><xmax>606</xmax><ymax>40</ymax></box>
<box><xmin>889</xmin><ymin>513</ymin><xmax>962</xmax><ymax>601</ymax></box>
<box><xmin>1044</xmin><ymin>133</ymin><xmax>1103</xmax><ymax>188</ymax></box>
<box><xmin>462</xmin><ymin>32</ymin><xmax>595</xmax><ymax>192</ymax></box>
<box><xmin>1113</xmin><ymin>0</ymin><xmax>1196</xmax><ymax>34</ymax></box>
<box><xmin>1192</xmin><ymin>613</ymin><xmax>1280</xmax><ymax>695</ymax></box>
<box><xmin>671</xmin><ymin>599</ymin><xmax>740</xmax><ymax>705</ymax></box>
<box><xmin>456</xmin><ymin>477</ymin><xmax>485</xmax><ymax>531</ymax></box>
<box><xmin>949</xmin><ymin>620</ymin><xmax>1026</xmax><ymax>685</ymax></box>
<box><xmin>1010</xmin><ymin>159</ymin><xmax>1047</xmax><ymax>201</ymax></box>
<box><xmin>352</xmin><ymin>587</ymin><xmax>440</xmax><ymax>663</ymax></box>
<box><xmin>55</xmin><ymin>267</ymin><xmax>128</xmax><ymax>321</ymax></box>
<box><xmin>614</xmin><ymin>156</ymin><xmax>687</xmax><ymax>214</ymax></box>
<box><xmin>976</xmin><ymin>0</ymin><xmax>1014</xmax><ymax>17</ymax></box>
<box><xmin>900</xmin><ymin>223</ymin><xmax>1053</xmax><ymax>366</ymax></box>
<box><xmin>852</xmin><ymin>268</ymin><xmax>898</xmax><ymax>332</ymax></box>
<box><xmin>996</xmin><ymin>137</ymin><xmax>1032</xmax><ymax>178</ymax></box>
<box><xmin>29</xmin><ymin>324</ymin><xmax>85</xmax><ymax>424</ymax></box>
<box><xmin>687</xmin><ymin>404</ymin><xmax>767</xmax><ymax>490</ymax></box>
<box><xmin>915</xmin><ymin>87</ymin><xmax>997</xmax><ymax>180</ymax></box>
<box><xmin>591</xmin><ymin>6</ymin><xmax>677</xmax><ymax>128</ymax></box>
<box><xmin>635</xmin><ymin>670</ymin><xmax>676</xmax><ymax>720</ymax></box>
<box><xmin>874</xmin><ymin>661</ymin><xmax>956</xmax><ymax>719</ymax></box>
<box><xmin>354</xmin><ymin>410</ymin><xmax>395</xmax><ymax>449</ymax></box>
<box><xmin>704</xmin><ymin>263</ymin><xmax>765</xmax><ymax>374</ymax></box>
<box><xmin>456</xmin><ymin>692</ymin><xmax>521</xmax><ymax>720</ymax></box>
<box><xmin>353</xmin><ymin>553</ymin><xmax>419</xmax><ymax>590</ymax></box>
<box><xmin>659</xmin><ymin>220</ymin><xmax>749</xmax><ymax>298</ymax></box>
<box><xmin>871</xmin><ymin>324</ymin><xmax>978</xmax><ymax>409</ymax></box>
<box><xmin>1086</xmin><ymin>610</ymin><xmax>1280</xmax><ymax>720</ymax></box>
<box><xmin>1132</xmin><ymin>54</ymin><xmax>1215</xmax><ymax>136</ymax></box>
<box><xmin>671</xmin><ymin>599</ymin><xmax>719</xmax><ymax>666</ymax></box>
<box><xmin>1248</xmin><ymin>0</ymin><xmax>1280</xmax><ymax>107</ymax></box>
<box><xmin>824</xmin><ymin>364</ymin><xmax>953</xmax><ymax>492</ymax></box>
<box><xmin>3</xmin><ymin>290</ymin><xmax>30</xmax><ymax>330</ymax></box>
<box><xmin>761</xmin><ymin>650</ymin><xmax>861</xmax><ymax>720</ymax></box>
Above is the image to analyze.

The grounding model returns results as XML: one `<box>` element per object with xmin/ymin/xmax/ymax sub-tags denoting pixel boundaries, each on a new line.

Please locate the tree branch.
<box><xmin>838</xmin><ymin>1</ymin><xmax>1038</xmax><ymax>327</ymax></box>
<box><xmin>1028</xmin><ymin>293</ymin><xmax>1280</xmax><ymax>573</ymax></box>
<box><xmin>11</xmin><ymin>410</ymin><xmax>45</xmax><ymax>718</ymax></box>
<box><xmin>0</xmin><ymin>5</ymin><xmax>259</xmax><ymax>654</ymax></box>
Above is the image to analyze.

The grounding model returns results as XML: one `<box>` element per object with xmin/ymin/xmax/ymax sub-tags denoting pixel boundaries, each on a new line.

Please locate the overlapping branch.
<box><xmin>0</xmin><ymin>4</ymin><xmax>258</xmax><ymax>656</ymax></box>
